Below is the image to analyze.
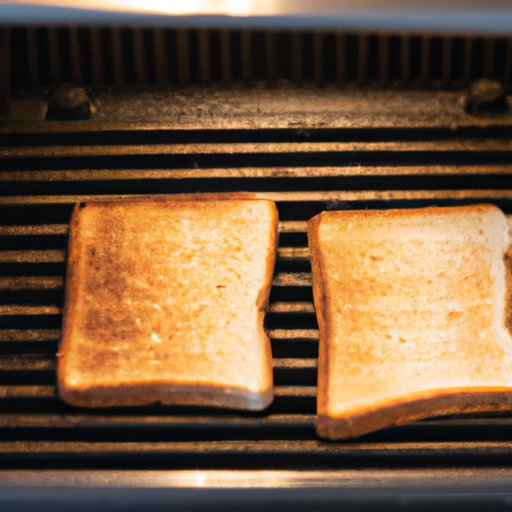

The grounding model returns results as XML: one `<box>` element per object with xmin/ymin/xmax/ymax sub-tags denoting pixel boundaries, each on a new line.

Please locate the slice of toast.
<box><xmin>308</xmin><ymin>204</ymin><xmax>512</xmax><ymax>440</ymax></box>
<box><xmin>58</xmin><ymin>199</ymin><xmax>278</xmax><ymax>410</ymax></box>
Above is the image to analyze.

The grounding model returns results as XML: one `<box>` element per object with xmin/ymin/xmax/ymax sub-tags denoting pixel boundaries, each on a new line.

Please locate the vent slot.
<box><xmin>3</xmin><ymin>28</ymin><xmax>512</xmax><ymax>93</ymax></box>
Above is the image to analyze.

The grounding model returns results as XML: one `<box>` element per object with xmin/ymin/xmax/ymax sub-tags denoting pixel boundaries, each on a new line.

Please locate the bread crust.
<box><xmin>307</xmin><ymin>215</ymin><xmax>333</xmax><ymax>422</ymax></box>
<box><xmin>309</xmin><ymin>204</ymin><xmax>512</xmax><ymax>439</ymax></box>
<box><xmin>59</xmin><ymin>382</ymin><xmax>273</xmax><ymax>409</ymax></box>
<box><xmin>317</xmin><ymin>388</ymin><xmax>512</xmax><ymax>440</ymax></box>
<box><xmin>58</xmin><ymin>198</ymin><xmax>277</xmax><ymax>410</ymax></box>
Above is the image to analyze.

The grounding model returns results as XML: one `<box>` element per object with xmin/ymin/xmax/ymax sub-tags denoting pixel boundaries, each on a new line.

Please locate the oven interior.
<box><xmin>1</xmin><ymin>21</ymin><xmax>512</xmax><ymax>511</ymax></box>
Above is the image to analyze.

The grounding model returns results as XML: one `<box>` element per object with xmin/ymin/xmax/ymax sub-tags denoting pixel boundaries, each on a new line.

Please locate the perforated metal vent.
<box><xmin>2</xmin><ymin>27</ymin><xmax>512</xmax><ymax>92</ymax></box>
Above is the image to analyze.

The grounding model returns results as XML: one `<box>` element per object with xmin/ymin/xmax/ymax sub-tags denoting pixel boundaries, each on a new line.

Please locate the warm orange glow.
<box><xmin>115</xmin><ymin>0</ymin><xmax>255</xmax><ymax>16</ymax></box>
<box><xmin>8</xmin><ymin>0</ymin><xmax>268</xmax><ymax>16</ymax></box>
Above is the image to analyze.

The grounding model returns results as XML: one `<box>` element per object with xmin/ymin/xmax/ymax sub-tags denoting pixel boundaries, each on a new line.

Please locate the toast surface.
<box><xmin>308</xmin><ymin>204</ymin><xmax>512</xmax><ymax>439</ymax></box>
<box><xmin>59</xmin><ymin>199</ymin><xmax>278</xmax><ymax>409</ymax></box>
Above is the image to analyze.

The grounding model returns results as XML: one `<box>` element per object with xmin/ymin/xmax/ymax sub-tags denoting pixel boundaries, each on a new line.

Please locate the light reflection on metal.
<box><xmin>1</xmin><ymin>468</ymin><xmax>512</xmax><ymax>488</ymax></box>
<box><xmin>4</xmin><ymin>0</ymin><xmax>512</xmax><ymax>16</ymax></box>
<box><xmin>2</xmin><ymin>0</ymin><xmax>512</xmax><ymax>32</ymax></box>
<box><xmin>3</xmin><ymin>0</ymin><xmax>263</xmax><ymax>16</ymax></box>
<box><xmin>110</xmin><ymin>0</ymin><xmax>255</xmax><ymax>16</ymax></box>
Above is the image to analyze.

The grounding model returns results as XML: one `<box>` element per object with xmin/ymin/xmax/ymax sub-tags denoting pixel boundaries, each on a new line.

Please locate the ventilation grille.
<box><xmin>3</xmin><ymin>27</ymin><xmax>512</xmax><ymax>92</ymax></box>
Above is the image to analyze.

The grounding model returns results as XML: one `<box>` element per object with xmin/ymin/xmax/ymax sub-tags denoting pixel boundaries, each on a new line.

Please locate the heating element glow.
<box><xmin>4</xmin><ymin>0</ymin><xmax>265</xmax><ymax>15</ymax></box>
<box><xmin>3</xmin><ymin>0</ymin><xmax>512</xmax><ymax>33</ymax></box>
<box><xmin>127</xmin><ymin>0</ymin><xmax>255</xmax><ymax>16</ymax></box>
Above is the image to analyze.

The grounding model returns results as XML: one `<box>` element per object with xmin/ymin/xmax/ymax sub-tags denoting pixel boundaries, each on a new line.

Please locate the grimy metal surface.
<box><xmin>1</xmin><ymin>88</ymin><xmax>512</xmax><ymax>492</ymax></box>
<box><xmin>3</xmin><ymin>87</ymin><xmax>512</xmax><ymax>130</ymax></box>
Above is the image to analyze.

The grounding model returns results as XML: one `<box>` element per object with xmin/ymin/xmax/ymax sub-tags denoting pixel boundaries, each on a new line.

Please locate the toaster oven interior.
<box><xmin>1</xmin><ymin>20</ymin><xmax>512</xmax><ymax>511</ymax></box>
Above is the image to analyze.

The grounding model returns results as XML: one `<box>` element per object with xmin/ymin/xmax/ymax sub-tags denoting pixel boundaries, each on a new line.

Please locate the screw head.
<box><xmin>465</xmin><ymin>79</ymin><xmax>509</xmax><ymax>116</ymax></box>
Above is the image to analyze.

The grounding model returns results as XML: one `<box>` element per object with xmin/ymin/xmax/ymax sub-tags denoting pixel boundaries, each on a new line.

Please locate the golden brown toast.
<box><xmin>308</xmin><ymin>204</ymin><xmax>512</xmax><ymax>439</ymax></box>
<box><xmin>58</xmin><ymin>199</ymin><xmax>278</xmax><ymax>410</ymax></box>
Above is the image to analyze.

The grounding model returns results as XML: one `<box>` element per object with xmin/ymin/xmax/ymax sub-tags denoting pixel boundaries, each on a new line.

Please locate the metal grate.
<box><xmin>1</xmin><ymin>94</ymin><xmax>512</xmax><ymax>474</ymax></box>
<box><xmin>2</xmin><ymin>27</ymin><xmax>512</xmax><ymax>93</ymax></box>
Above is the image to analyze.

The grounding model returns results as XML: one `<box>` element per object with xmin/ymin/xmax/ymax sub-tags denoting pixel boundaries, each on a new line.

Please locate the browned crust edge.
<box><xmin>317</xmin><ymin>203</ymin><xmax>501</xmax><ymax>220</ymax></box>
<box><xmin>59</xmin><ymin>382</ymin><xmax>274</xmax><ymax>410</ymax></box>
<box><xmin>316</xmin><ymin>388</ymin><xmax>512</xmax><ymax>440</ymax></box>
<box><xmin>505</xmin><ymin>224</ymin><xmax>512</xmax><ymax>338</ymax></box>
<box><xmin>58</xmin><ymin>198</ymin><xmax>278</xmax><ymax>411</ymax></box>
<box><xmin>57</xmin><ymin>202</ymin><xmax>83</xmax><ymax>404</ymax></box>
<box><xmin>307</xmin><ymin>212</ymin><xmax>334</xmax><ymax>422</ymax></box>
<box><xmin>254</xmin><ymin>201</ymin><xmax>279</xmax><ymax>407</ymax></box>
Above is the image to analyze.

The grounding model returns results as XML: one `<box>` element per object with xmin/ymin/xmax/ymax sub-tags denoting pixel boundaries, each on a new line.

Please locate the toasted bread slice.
<box><xmin>58</xmin><ymin>199</ymin><xmax>278</xmax><ymax>410</ymax></box>
<box><xmin>308</xmin><ymin>204</ymin><xmax>512</xmax><ymax>440</ymax></box>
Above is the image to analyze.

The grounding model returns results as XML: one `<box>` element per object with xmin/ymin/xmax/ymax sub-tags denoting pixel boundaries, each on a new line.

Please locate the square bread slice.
<box><xmin>308</xmin><ymin>204</ymin><xmax>512</xmax><ymax>440</ymax></box>
<box><xmin>58</xmin><ymin>199</ymin><xmax>278</xmax><ymax>410</ymax></box>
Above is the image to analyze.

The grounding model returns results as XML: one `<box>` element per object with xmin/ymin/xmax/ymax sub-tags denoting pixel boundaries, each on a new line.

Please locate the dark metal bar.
<box><xmin>463</xmin><ymin>37</ymin><xmax>473</xmax><ymax>84</ymax></box>
<box><xmin>356</xmin><ymin>34</ymin><xmax>368</xmax><ymax>84</ymax></box>
<box><xmin>421</xmin><ymin>36</ymin><xmax>431</xmax><ymax>85</ymax></box>
<box><xmin>0</xmin><ymin>276</ymin><xmax>63</xmax><ymax>291</ymax></box>
<box><xmin>176</xmin><ymin>29</ymin><xmax>190</xmax><ymax>83</ymax></box>
<box><xmin>68</xmin><ymin>27</ymin><xmax>82</xmax><ymax>83</ymax></box>
<box><xmin>0</xmin><ymin>411</ymin><xmax>316</xmax><ymax>427</ymax></box>
<box><xmin>0</xmin><ymin>225</ymin><xmax>68</xmax><ymax>236</ymax></box>
<box><xmin>0</xmin><ymin>28</ymin><xmax>10</xmax><ymax>111</ymax></box>
<box><xmin>3</xmin><ymin>138</ymin><xmax>512</xmax><ymax>158</ymax></box>
<box><xmin>270</xmin><ymin>302</ymin><xmax>314</xmax><ymax>314</ymax></box>
<box><xmin>313</xmin><ymin>32</ymin><xmax>323</xmax><ymax>83</ymax></box>
<box><xmin>291</xmin><ymin>32</ymin><xmax>303</xmax><ymax>84</ymax></box>
<box><xmin>2</xmin><ymin>190</ymin><xmax>512</xmax><ymax>206</ymax></box>
<box><xmin>400</xmin><ymin>35</ymin><xmax>409</xmax><ymax>84</ymax></box>
<box><xmin>0</xmin><ymin>329</ymin><xmax>61</xmax><ymax>342</ymax></box>
<box><xmin>0</xmin><ymin>439</ymin><xmax>511</xmax><ymax>457</ymax></box>
<box><xmin>46</xmin><ymin>28</ymin><xmax>61</xmax><ymax>85</ymax></box>
<box><xmin>0</xmin><ymin>249</ymin><xmax>64</xmax><ymax>263</ymax></box>
<box><xmin>0</xmin><ymin>305</ymin><xmax>61</xmax><ymax>316</ymax></box>
<box><xmin>0</xmin><ymin>272</ymin><xmax>308</xmax><ymax>291</ymax></box>
<box><xmin>335</xmin><ymin>32</ymin><xmax>345</xmax><ymax>85</ymax></box>
<box><xmin>220</xmin><ymin>30</ymin><xmax>232</xmax><ymax>82</ymax></box>
<box><xmin>26</xmin><ymin>28</ymin><xmax>39</xmax><ymax>87</ymax></box>
<box><xmin>442</xmin><ymin>37</ymin><xmax>452</xmax><ymax>85</ymax></box>
<box><xmin>265</xmin><ymin>32</ymin><xmax>277</xmax><ymax>84</ymax></box>
<box><xmin>484</xmin><ymin>38</ymin><xmax>496</xmax><ymax>79</ymax></box>
<box><xmin>3</xmin><ymin>165</ymin><xmax>512</xmax><ymax>184</ymax></box>
<box><xmin>0</xmin><ymin>355</ymin><xmax>55</xmax><ymax>372</ymax></box>
<box><xmin>0</xmin><ymin>355</ymin><xmax>313</xmax><ymax>372</ymax></box>
<box><xmin>152</xmin><ymin>28</ymin><xmax>167</xmax><ymax>85</ymax></box>
<box><xmin>505</xmin><ymin>39</ymin><xmax>512</xmax><ymax>86</ymax></box>
<box><xmin>379</xmin><ymin>35</ymin><xmax>390</xmax><ymax>84</ymax></box>
<box><xmin>111</xmin><ymin>27</ymin><xmax>123</xmax><ymax>86</ymax></box>
<box><xmin>0</xmin><ymin>222</ymin><xmax>301</xmax><ymax>237</ymax></box>
<box><xmin>1</xmin><ymin>469</ymin><xmax>512</xmax><ymax>490</ymax></box>
<box><xmin>132</xmin><ymin>28</ymin><xmax>146</xmax><ymax>86</ymax></box>
<box><xmin>4</xmin><ymin>88</ymin><xmax>511</xmax><ymax>132</ymax></box>
<box><xmin>198</xmin><ymin>30</ymin><xmax>210</xmax><ymax>83</ymax></box>
<box><xmin>241</xmin><ymin>31</ymin><xmax>252</xmax><ymax>82</ymax></box>
<box><xmin>0</xmin><ymin>412</ymin><xmax>512</xmax><ymax>430</ymax></box>
<box><xmin>0</xmin><ymin>302</ymin><xmax>313</xmax><ymax>316</ymax></box>
<box><xmin>272</xmin><ymin>273</ymin><xmax>311</xmax><ymax>286</ymax></box>
<box><xmin>0</xmin><ymin>386</ymin><xmax>314</xmax><ymax>403</ymax></box>
<box><xmin>89</xmin><ymin>28</ymin><xmax>103</xmax><ymax>86</ymax></box>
